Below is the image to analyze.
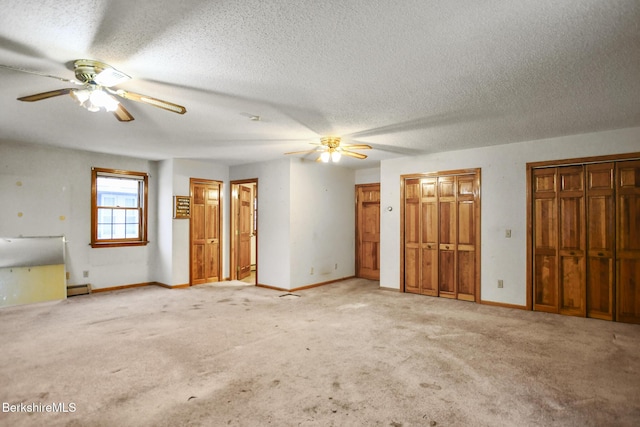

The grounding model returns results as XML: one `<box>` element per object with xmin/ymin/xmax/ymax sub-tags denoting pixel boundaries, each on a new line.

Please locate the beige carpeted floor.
<box><xmin>1</xmin><ymin>278</ymin><xmax>639</xmax><ymax>426</ymax></box>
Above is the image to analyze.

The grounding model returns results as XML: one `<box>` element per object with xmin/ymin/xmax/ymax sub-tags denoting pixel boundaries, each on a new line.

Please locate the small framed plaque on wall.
<box><xmin>173</xmin><ymin>196</ymin><xmax>191</xmax><ymax>219</ymax></box>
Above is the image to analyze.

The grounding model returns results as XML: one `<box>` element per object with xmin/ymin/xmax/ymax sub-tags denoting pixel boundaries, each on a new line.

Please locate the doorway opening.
<box><xmin>230</xmin><ymin>179</ymin><xmax>258</xmax><ymax>284</ymax></box>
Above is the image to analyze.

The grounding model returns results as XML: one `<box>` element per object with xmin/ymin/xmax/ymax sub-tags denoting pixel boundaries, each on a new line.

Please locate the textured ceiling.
<box><xmin>1</xmin><ymin>0</ymin><xmax>639</xmax><ymax>168</ymax></box>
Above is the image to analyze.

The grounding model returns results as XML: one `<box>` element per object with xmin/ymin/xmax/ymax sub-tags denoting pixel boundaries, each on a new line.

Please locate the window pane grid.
<box><xmin>97</xmin><ymin>208</ymin><xmax>141</xmax><ymax>240</ymax></box>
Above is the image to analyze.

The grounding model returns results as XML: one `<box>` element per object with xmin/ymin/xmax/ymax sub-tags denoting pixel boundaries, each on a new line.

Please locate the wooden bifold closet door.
<box><xmin>531</xmin><ymin>158</ymin><xmax>640</xmax><ymax>323</ymax></box>
<box><xmin>403</xmin><ymin>169</ymin><xmax>480</xmax><ymax>301</ymax></box>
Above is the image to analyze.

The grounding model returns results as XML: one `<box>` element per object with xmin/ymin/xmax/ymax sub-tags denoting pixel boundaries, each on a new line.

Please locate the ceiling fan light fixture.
<box><xmin>320</xmin><ymin>151</ymin><xmax>331</xmax><ymax>163</ymax></box>
<box><xmin>89</xmin><ymin>89</ymin><xmax>119</xmax><ymax>112</ymax></box>
<box><xmin>331</xmin><ymin>150</ymin><xmax>341</xmax><ymax>162</ymax></box>
<box><xmin>70</xmin><ymin>87</ymin><xmax>119</xmax><ymax>113</ymax></box>
<box><xmin>70</xmin><ymin>88</ymin><xmax>90</xmax><ymax>104</ymax></box>
<box><xmin>321</xmin><ymin>136</ymin><xmax>341</xmax><ymax>148</ymax></box>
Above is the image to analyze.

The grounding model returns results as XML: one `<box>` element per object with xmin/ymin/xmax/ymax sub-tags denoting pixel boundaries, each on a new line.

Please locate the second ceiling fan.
<box><xmin>285</xmin><ymin>136</ymin><xmax>372</xmax><ymax>163</ymax></box>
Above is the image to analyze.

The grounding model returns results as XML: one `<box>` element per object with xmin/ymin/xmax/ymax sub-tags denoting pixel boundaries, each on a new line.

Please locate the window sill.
<box><xmin>91</xmin><ymin>241</ymin><xmax>149</xmax><ymax>249</ymax></box>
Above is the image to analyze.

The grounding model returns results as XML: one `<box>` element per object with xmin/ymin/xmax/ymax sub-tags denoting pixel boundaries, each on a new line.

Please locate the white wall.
<box><xmin>156</xmin><ymin>159</ymin><xmax>174</xmax><ymax>286</ymax></box>
<box><xmin>231</xmin><ymin>158</ymin><xmax>356</xmax><ymax>290</ymax></box>
<box><xmin>289</xmin><ymin>160</ymin><xmax>356</xmax><ymax>288</ymax></box>
<box><xmin>0</xmin><ymin>140</ymin><xmax>158</xmax><ymax>290</ymax></box>
<box><xmin>380</xmin><ymin>127</ymin><xmax>640</xmax><ymax>306</ymax></box>
<box><xmin>231</xmin><ymin>158</ymin><xmax>292</xmax><ymax>289</ymax></box>
<box><xmin>172</xmin><ymin>159</ymin><xmax>230</xmax><ymax>284</ymax></box>
<box><xmin>355</xmin><ymin>167</ymin><xmax>380</xmax><ymax>184</ymax></box>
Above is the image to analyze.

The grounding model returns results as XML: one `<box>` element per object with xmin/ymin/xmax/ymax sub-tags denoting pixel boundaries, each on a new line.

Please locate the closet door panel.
<box><xmin>457</xmin><ymin>250</ymin><xmax>475</xmax><ymax>301</ymax></box>
<box><xmin>558</xmin><ymin>166</ymin><xmax>585</xmax><ymax>316</ymax></box>
<box><xmin>421</xmin><ymin>200</ymin><xmax>438</xmax><ymax>295</ymax></box>
<box><xmin>533</xmin><ymin>168</ymin><xmax>558</xmax><ymax>312</ymax></box>
<box><xmin>587</xmin><ymin>257</ymin><xmax>613</xmax><ymax>319</ymax></box>
<box><xmin>618</xmin><ymin>259</ymin><xmax>640</xmax><ymax>323</ymax></box>
<box><xmin>404</xmin><ymin>179</ymin><xmax>420</xmax><ymax>294</ymax></box>
<box><xmin>458</xmin><ymin>201</ymin><xmax>474</xmax><ymax>246</ymax></box>
<box><xmin>535</xmin><ymin>254</ymin><xmax>557</xmax><ymax>309</ymax></box>
<box><xmin>439</xmin><ymin>202</ymin><xmax>456</xmax><ymax>246</ymax></box>
<box><xmin>438</xmin><ymin>176</ymin><xmax>457</xmax><ymax>297</ymax></box>
<box><xmin>457</xmin><ymin>175</ymin><xmax>476</xmax><ymax>300</ymax></box>
<box><xmin>405</xmin><ymin>247</ymin><xmax>420</xmax><ymax>294</ymax></box>
<box><xmin>586</xmin><ymin>163</ymin><xmax>614</xmax><ymax>320</ymax></box>
<box><xmin>617</xmin><ymin>160</ymin><xmax>640</xmax><ymax>323</ymax></box>
<box><xmin>421</xmin><ymin>247</ymin><xmax>438</xmax><ymax>296</ymax></box>
<box><xmin>559</xmin><ymin>256</ymin><xmax>584</xmax><ymax>315</ymax></box>
<box><xmin>439</xmin><ymin>250</ymin><xmax>456</xmax><ymax>297</ymax></box>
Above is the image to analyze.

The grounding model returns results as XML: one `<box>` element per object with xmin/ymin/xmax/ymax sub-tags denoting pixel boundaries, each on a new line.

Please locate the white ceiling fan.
<box><xmin>285</xmin><ymin>136</ymin><xmax>372</xmax><ymax>163</ymax></box>
<box><xmin>0</xmin><ymin>59</ymin><xmax>187</xmax><ymax>121</ymax></box>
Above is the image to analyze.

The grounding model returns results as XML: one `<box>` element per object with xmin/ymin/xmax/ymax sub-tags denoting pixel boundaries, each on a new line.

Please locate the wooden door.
<box><xmin>616</xmin><ymin>160</ymin><xmax>640</xmax><ymax>324</ymax></box>
<box><xmin>586</xmin><ymin>163</ymin><xmax>615</xmax><ymax>320</ymax></box>
<box><xmin>190</xmin><ymin>179</ymin><xmax>221</xmax><ymax>285</ymax></box>
<box><xmin>404</xmin><ymin>179</ymin><xmax>421</xmax><ymax>293</ymax></box>
<box><xmin>558</xmin><ymin>166</ymin><xmax>586</xmax><ymax>316</ymax></box>
<box><xmin>530</xmin><ymin>153</ymin><xmax>640</xmax><ymax>323</ymax></box>
<box><xmin>356</xmin><ymin>184</ymin><xmax>381</xmax><ymax>280</ymax></box>
<box><xmin>402</xmin><ymin>170</ymin><xmax>480</xmax><ymax>300</ymax></box>
<box><xmin>456</xmin><ymin>174</ymin><xmax>478</xmax><ymax>301</ymax></box>
<box><xmin>238</xmin><ymin>184</ymin><xmax>253</xmax><ymax>280</ymax></box>
<box><xmin>421</xmin><ymin>178</ymin><xmax>439</xmax><ymax>296</ymax></box>
<box><xmin>533</xmin><ymin>168</ymin><xmax>559</xmax><ymax>312</ymax></box>
<box><xmin>438</xmin><ymin>176</ymin><xmax>457</xmax><ymax>298</ymax></box>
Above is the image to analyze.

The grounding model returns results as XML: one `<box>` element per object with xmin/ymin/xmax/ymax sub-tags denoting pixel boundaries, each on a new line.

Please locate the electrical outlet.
<box><xmin>505</xmin><ymin>229</ymin><xmax>512</xmax><ymax>238</ymax></box>
<box><xmin>498</xmin><ymin>279</ymin><xmax>504</xmax><ymax>288</ymax></box>
<box><xmin>83</xmin><ymin>270</ymin><xmax>89</xmax><ymax>278</ymax></box>
<box><xmin>310</xmin><ymin>267</ymin><xmax>314</xmax><ymax>275</ymax></box>
<box><xmin>335</xmin><ymin>263</ymin><xmax>338</xmax><ymax>270</ymax></box>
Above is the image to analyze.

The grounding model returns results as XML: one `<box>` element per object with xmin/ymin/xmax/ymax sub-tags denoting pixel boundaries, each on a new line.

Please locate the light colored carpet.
<box><xmin>1</xmin><ymin>278</ymin><xmax>639</xmax><ymax>426</ymax></box>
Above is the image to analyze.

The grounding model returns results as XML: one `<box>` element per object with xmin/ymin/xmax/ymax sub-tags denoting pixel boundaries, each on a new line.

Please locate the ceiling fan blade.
<box><xmin>284</xmin><ymin>149</ymin><xmax>322</xmax><ymax>155</ymax></box>
<box><xmin>342</xmin><ymin>144</ymin><xmax>372</xmax><ymax>150</ymax></box>
<box><xmin>17</xmin><ymin>88</ymin><xmax>74</xmax><ymax>102</ymax></box>
<box><xmin>113</xmin><ymin>104</ymin><xmax>135</xmax><ymax>122</ymax></box>
<box><xmin>0</xmin><ymin>64</ymin><xmax>83</xmax><ymax>85</ymax></box>
<box><xmin>341</xmin><ymin>150</ymin><xmax>368</xmax><ymax>160</ymax></box>
<box><xmin>112</xmin><ymin>89</ymin><xmax>186</xmax><ymax>114</ymax></box>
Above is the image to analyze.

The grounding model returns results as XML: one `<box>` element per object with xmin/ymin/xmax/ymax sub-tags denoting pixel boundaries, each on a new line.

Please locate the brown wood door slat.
<box><xmin>616</xmin><ymin>160</ymin><xmax>640</xmax><ymax>324</ymax></box>
<box><xmin>586</xmin><ymin>163</ymin><xmax>614</xmax><ymax>320</ymax></box>
<box><xmin>558</xmin><ymin>166</ymin><xmax>586</xmax><ymax>317</ymax></box>
<box><xmin>533</xmin><ymin>168</ymin><xmax>559</xmax><ymax>313</ymax></box>
<box><xmin>404</xmin><ymin>179</ymin><xmax>420</xmax><ymax>293</ymax></box>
